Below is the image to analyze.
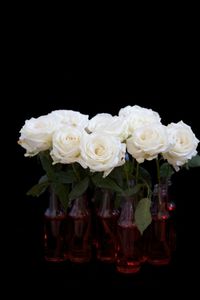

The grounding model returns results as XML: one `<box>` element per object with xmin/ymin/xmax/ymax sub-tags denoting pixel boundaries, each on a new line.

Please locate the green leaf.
<box><xmin>160</xmin><ymin>162</ymin><xmax>174</xmax><ymax>179</ymax></box>
<box><xmin>52</xmin><ymin>182</ymin><xmax>69</xmax><ymax>212</ymax></box>
<box><xmin>138</xmin><ymin>167</ymin><xmax>152</xmax><ymax>187</ymax></box>
<box><xmin>54</xmin><ymin>170</ymin><xmax>76</xmax><ymax>184</ymax></box>
<box><xmin>90</xmin><ymin>172</ymin><xmax>104</xmax><ymax>183</ymax></box>
<box><xmin>53</xmin><ymin>163</ymin><xmax>62</xmax><ymax>172</ymax></box>
<box><xmin>39</xmin><ymin>151</ymin><xmax>55</xmax><ymax>180</ymax></box>
<box><xmin>124</xmin><ymin>160</ymin><xmax>134</xmax><ymax>177</ymax></box>
<box><xmin>39</xmin><ymin>174</ymin><xmax>48</xmax><ymax>184</ymax></box>
<box><xmin>135</xmin><ymin>198</ymin><xmax>152</xmax><ymax>235</ymax></box>
<box><xmin>109</xmin><ymin>167</ymin><xmax>124</xmax><ymax>187</ymax></box>
<box><xmin>69</xmin><ymin>177</ymin><xmax>90</xmax><ymax>201</ymax></box>
<box><xmin>27</xmin><ymin>181</ymin><xmax>49</xmax><ymax>197</ymax></box>
<box><xmin>123</xmin><ymin>184</ymin><xmax>143</xmax><ymax>197</ymax></box>
<box><xmin>91</xmin><ymin>174</ymin><xmax>123</xmax><ymax>193</ymax></box>
<box><xmin>187</xmin><ymin>155</ymin><xmax>200</xmax><ymax>168</ymax></box>
<box><xmin>75</xmin><ymin>163</ymin><xmax>89</xmax><ymax>179</ymax></box>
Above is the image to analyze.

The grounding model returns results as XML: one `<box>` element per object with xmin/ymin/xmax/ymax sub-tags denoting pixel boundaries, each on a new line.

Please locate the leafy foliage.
<box><xmin>91</xmin><ymin>173</ymin><xmax>123</xmax><ymax>193</ymax></box>
<box><xmin>160</xmin><ymin>162</ymin><xmax>175</xmax><ymax>179</ymax></box>
<box><xmin>69</xmin><ymin>177</ymin><xmax>90</xmax><ymax>201</ymax></box>
<box><xmin>27</xmin><ymin>151</ymin><xmax>74</xmax><ymax>210</ymax></box>
<box><xmin>52</xmin><ymin>181</ymin><xmax>69</xmax><ymax>211</ymax></box>
<box><xmin>27</xmin><ymin>181</ymin><xmax>49</xmax><ymax>197</ymax></box>
<box><xmin>138</xmin><ymin>166</ymin><xmax>152</xmax><ymax>187</ymax></box>
<box><xmin>187</xmin><ymin>155</ymin><xmax>200</xmax><ymax>168</ymax></box>
<box><xmin>122</xmin><ymin>184</ymin><xmax>144</xmax><ymax>197</ymax></box>
<box><xmin>135</xmin><ymin>198</ymin><xmax>152</xmax><ymax>234</ymax></box>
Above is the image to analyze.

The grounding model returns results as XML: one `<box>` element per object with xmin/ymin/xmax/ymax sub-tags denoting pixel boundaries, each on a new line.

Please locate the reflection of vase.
<box><xmin>96</xmin><ymin>189</ymin><xmax>118</xmax><ymax>262</ymax></box>
<box><xmin>44</xmin><ymin>188</ymin><xmax>68</xmax><ymax>262</ymax></box>
<box><xmin>147</xmin><ymin>184</ymin><xmax>171</xmax><ymax>266</ymax></box>
<box><xmin>68</xmin><ymin>195</ymin><xmax>91</xmax><ymax>263</ymax></box>
<box><xmin>116</xmin><ymin>197</ymin><xmax>142</xmax><ymax>274</ymax></box>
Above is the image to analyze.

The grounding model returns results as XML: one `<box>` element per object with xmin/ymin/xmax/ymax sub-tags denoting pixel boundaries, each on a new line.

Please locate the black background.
<box><xmin>8</xmin><ymin>17</ymin><xmax>200</xmax><ymax>292</ymax></box>
<box><xmin>11</xmin><ymin>69</ymin><xmax>200</xmax><ymax>292</ymax></box>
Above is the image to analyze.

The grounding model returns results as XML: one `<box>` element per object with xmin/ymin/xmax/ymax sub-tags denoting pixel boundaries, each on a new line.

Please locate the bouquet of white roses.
<box><xmin>18</xmin><ymin>105</ymin><xmax>200</xmax><ymax>234</ymax></box>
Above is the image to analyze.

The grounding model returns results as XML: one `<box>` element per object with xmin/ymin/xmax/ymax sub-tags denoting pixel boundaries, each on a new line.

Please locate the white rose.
<box><xmin>87</xmin><ymin>113</ymin><xmax>129</xmax><ymax>141</ymax></box>
<box><xmin>18</xmin><ymin>114</ymin><xmax>59</xmax><ymax>156</ymax></box>
<box><xmin>49</xmin><ymin>110</ymin><xmax>89</xmax><ymax>129</ymax></box>
<box><xmin>119</xmin><ymin>105</ymin><xmax>161</xmax><ymax>135</ymax></box>
<box><xmin>127</xmin><ymin>123</ymin><xmax>171</xmax><ymax>163</ymax></box>
<box><xmin>50</xmin><ymin>126</ymin><xmax>84</xmax><ymax>165</ymax></box>
<box><xmin>163</xmin><ymin>121</ymin><xmax>199</xmax><ymax>170</ymax></box>
<box><xmin>80</xmin><ymin>132</ymin><xmax>126</xmax><ymax>177</ymax></box>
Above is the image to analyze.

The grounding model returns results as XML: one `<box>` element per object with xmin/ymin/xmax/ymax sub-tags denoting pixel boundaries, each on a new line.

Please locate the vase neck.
<box><xmin>118</xmin><ymin>197</ymin><xmax>135</xmax><ymax>227</ymax></box>
<box><xmin>49</xmin><ymin>188</ymin><xmax>58</xmax><ymax>211</ymax></box>
<box><xmin>45</xmin><ymin>187</ymin><xmax>64</xmax><ymax>218</ymax></box>
<box><xmin>69</xmin><ymin>195</ymin><xmax>89</xmax><ymax>218</ymax></box>
<box><xmin>152</xmin><ymin>184</ymin><xmax>169</xmax><ymax>219</ymax></box>
<box><xmin>98</xmin><ymin>189</ymin><xmax>113</xmax><ymax>218</ymax></box>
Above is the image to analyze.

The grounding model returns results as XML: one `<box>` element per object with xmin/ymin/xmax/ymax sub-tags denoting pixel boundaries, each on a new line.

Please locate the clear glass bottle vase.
<box><xmin>68</xmin><ymin>195</ymin><xmax>92</xmax><ymax>263</ymax></box>
<box><xmin>96</xmin><ymin>189</ymin><xmax>118</xmax><ymax>263</ymax></box>
<box><xmin>147</xmin><ymin>184</ymin><xmax>171</xmax><ymax>265</ymax></box>
<box><xmin>167</xmin><ymin>179</ymin><xmax>176</xmax><ymax>255</ymax></box>
<box><xmin>44</xmin><ymin>187</ymin><xmax>68</xmax><ymax>262</ymax></box>
<box><xmin>116</xmin><ymin>196</ymin><xmax>142</xmax><ymax>274</ymax></box>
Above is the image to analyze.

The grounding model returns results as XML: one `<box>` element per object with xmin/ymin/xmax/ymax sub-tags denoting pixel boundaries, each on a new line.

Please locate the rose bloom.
<box><xmin>49</xmin><ymin>110</ymin><xmax>89</xmax><ymax>129</ymax></box>
<box><xmin>80</xmin><ymin>132</ymin><xmax>126</xmax><ymax>177</ymax></box>
<box><xmin>127</xmin><ymin>123</ymin><xmax>171</xmax><ymax>163</ymax></box>
<box><xmin>119</xmin><ymin>105</ymin><xmax>161</xmax><ymax>135</ymax></box>
<box><xmin>87</xmin><ymin>113</ymin><xmax>129</xmax><ymax>142</ymax></box>
<box><xmin>50</xmin><ymin>126</ymin><xmax>84</xmax><ymax>165</ymax></box>
<box><xmin>163</xmin><ymin>121</ymin><xmax>199</xmax><ymax>170</ymax></box>
<box><xmin>18</xmin><ymin>114</ymin><xmax>59</xmax><ymax>156</ymax></box>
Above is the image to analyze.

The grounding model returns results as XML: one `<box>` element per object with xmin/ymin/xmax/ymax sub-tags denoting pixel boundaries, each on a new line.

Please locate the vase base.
<box><xmin>45</xmin><ymin>256</ymin><xmax>68</xmax><ymax>263</ymax></box>
<box><xmin>69</xmin><ymin>256</ymin><xmax>91</xmax><ymax>263</ymax></box>
<box><xmin>97</xmin><ymin>255</ymin><xmax>116</xmax><ymax>263</ymax></box>
<box><xmin>117</xmin><ymin>262</ymin><xmax>141</xmax><ymax>274</ymax></box>
<box><xmin>147</xmin><ymin>258</ymin><xmax>171</xmax><ymax>266</ymax></box>
<box><xmin>140</xmin><ymin>255</ymin><xmax>148</xmax><ymax>264</ymax></box>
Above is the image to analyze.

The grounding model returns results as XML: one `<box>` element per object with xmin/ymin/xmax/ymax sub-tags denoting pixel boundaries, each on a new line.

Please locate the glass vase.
<box><xmin>167</xmin><ymin>179</ymin><xmax>176</xmax><ymax>255</ymax></box>
<box><xmin>116</xmin><ymin>196</ymin><xmax>142</xmax><ymax>274</ymax></box>
<box><xmin>44</xmin><ymin>188</ymin><xmax>68</xmax><ymax>262</ymax></box>
<box><xmin>68</xmin><ymin>195</ymin><xmax>92</xmax><ymax>263</ymax></box>
<box><xmin>96</xmin><ymin>189</ymin><xmax>118</xmax><ymax>263</ymax></box>
<box><xmin>147</xmin><ymin>184</ymin><xmax>171</xmax><ymax>266</ymax></box>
